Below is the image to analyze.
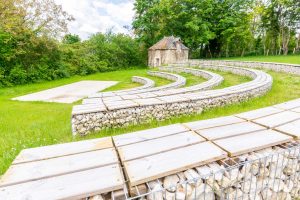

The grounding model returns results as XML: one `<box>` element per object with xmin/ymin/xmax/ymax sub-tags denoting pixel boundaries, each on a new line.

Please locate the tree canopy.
<box><xmin>0</xmin><ymin>0</ymin><xmax>146</xmax><ymax>87</ymax></box>
<box><xmin>133</xmin><ymin>0</ymin><xmax>300</xmax><ymax>57</ymax></box>
<box><xmin>0</xmin><ymin>0</ymin><xmax>299</xmax><ymax>87</ymax></box>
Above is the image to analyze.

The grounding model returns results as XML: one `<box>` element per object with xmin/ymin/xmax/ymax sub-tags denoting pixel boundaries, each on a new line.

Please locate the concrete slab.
<box><xmin>273</xmin><ymin>98</ymin><xmax>300</xmax><ymax>110</ymax></box>
<box><xmin>124</xmin><ymin>141</ymin><xmax>226</xmax><ymax>186</ymax></box>
<box><xmin>196</xmin><ymin>122</ymin><xmax>266</xmax><ymax>140</ymax></box>
<box><xmin>184</xmin><ymin>116</ymin><xmax>245</xmax><ymax>131</ymax></box>
<box><xmin>117</xmin><ymin>131</ymin><xmax>205</xmax><ymax>162</ymax></box>
<box><xmin>113</xmin><ymin>124</ymin><xmax>189</xmax><ymax>147</ymax></box>
<box><xmin>253</xmin><ymin>111</ymin><xmax>300</xmax><ymax>128</ymax></box>
<box><xmin>292</xmin><ymin>107</ymin><xmax>300</xmax><ymax>113</ymax></box>
<box><xmin>274</xmin><ymin>119</ymin><xmax>300</xmax><ymax>139</ymax></box>
<box><xmin>235</xmin><ymin>107</ymin><xmax>282</xmax><ymax>120</ymax></box>
<box><xmin>12</xmin><ymin>81</ymin><xmax>118</xmax><ymax>104</ymax></box>
<box><xmin>214</xmin><ymin>130</ymin><xmax>293</xmax><ymax>156</ymax></box>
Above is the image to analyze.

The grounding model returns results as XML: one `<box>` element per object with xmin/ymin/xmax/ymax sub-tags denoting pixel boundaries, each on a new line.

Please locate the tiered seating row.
<box><xmin>89</xmin><ymin>76</ymin><xmax>155</xmax><ymax>99</ymax></box>
<box><xmin>1</xmin><ymin>98</ymin><xmax>300</xmax><ymax>200</ymax></box>
<box><xmin>82</xmin><ymin>67</ymin><xmax>223</xmax><ymax>105</ymax></box>
<box><xmin>179</xmin><ymin>59</ymin><xmax>300</xmax><ymax>75</ymax></box>
<box><xmin>88</xmin><ymin>71</ymin><xmax>186</xmax><ymax>99</ymax></box>
<box><xmin>158</xmin><ymin>66</ymin><xmax>224</xmax><ymax>93</ymax></box>
<box><xmin>72</xmin><ymin>66</ymin><xmax>272</xmax><ymax>135</ymax></box>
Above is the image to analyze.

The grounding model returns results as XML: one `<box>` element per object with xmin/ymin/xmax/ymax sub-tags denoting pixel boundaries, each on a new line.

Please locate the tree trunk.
<box><xmin>241</xmin><ymin>48</ymin><xmax>245</xmax><ymax>57</ymax></box>
<box><xmin>208</xmin><ymin>45</ymin><xmax>213</xmax><ymax>58</ymax></box>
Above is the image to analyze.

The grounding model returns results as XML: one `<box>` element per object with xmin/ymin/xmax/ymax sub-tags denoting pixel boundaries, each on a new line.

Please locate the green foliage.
<box><xmin>133</xmin><ymin>0</ymin><xmax>300</xmax><ymax>58</ymax></box>
<box><xmin>0</xmin><ymin>1</ymin><xmax>146</xmax><ymax>87</ymax></box>
<box><xmin>60</xmin><ymin>33</ymin><xmax>146</xmax><ymax>77</ymax></box>
<box><xmin>62</xmin><ymin>34</ymin><xmax>81</xmax><ymax>44</ymax></box>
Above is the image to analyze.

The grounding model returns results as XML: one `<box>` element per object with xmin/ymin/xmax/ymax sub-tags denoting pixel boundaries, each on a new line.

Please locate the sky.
<box><xmin>54</xmin><ymin>0</ymin><xmax>135</xmax><ymax>40</ymax></box>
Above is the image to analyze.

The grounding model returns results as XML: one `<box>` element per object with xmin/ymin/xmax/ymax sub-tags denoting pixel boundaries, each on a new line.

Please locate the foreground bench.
<box><xmin>1</xmin><ymin>98</ymin><xmax>300</xmax><ymax>199</ymax></box>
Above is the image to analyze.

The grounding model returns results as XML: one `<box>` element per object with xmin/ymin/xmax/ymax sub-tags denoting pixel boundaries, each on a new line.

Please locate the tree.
<box><xmin>133</xmin><ymin>0</ymin><xmax>254</xmax><ymax>58</ymax></box>
<box><xmin>63</xmin><ymin>34</ymin><xmax>81</xmax><ymax>44</ymax></box>
<box><xmin>261</xmin><ymin>0</ymin><xmax>300</xmax><ymax>55</ymax></box>
<box><xmin>132</xmin><ymin>0</ymin><xmax>162</xmax><ymax>47</ymax></box>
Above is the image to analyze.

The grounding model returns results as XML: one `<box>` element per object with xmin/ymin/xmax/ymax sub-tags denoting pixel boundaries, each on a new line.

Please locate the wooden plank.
<box><xmin>113</xmin><ymin>124</ymin><xmax>189</xmax><ymax>147</ymax></box>
<box><xmin>118</xmin><ymin>131</ymin><xmax>205</xmax><ymax>162</ymax></box>
<box><xmin>214</xmin><ymin>130</ymin><xmax>293</xmax><ymax>157</ymax></box>
<box><xmin>253</xmin><ymin>111</ymin><xmax>300</xmax><ymax>128</ymax></box>
<box><xmin>184</xmin><ymin>116</ymin><xmax>244</xmax><ymax>131</ymax></box>
<box><xmin>13</xmin><ymin>137</ymin><xmax>113</xmax><ymax>164</ymax></box>
<box><xmin>274</xmin><ymin>119</ymin><xmax>300</xmax><ymax>139</ymax></box>
<box><xmin>235</xmin><ymin>107</ymin><xmax>282</xmax><ymax>120</ymax></box>
<box><xmin>0</xmin><ymin>148</ymin><xmax>118</xmax><ymax>187</ymax></box>
<box><xmin>196</xmin><ymin>122</ymin><xmax>266</xmax><ymax>140</ymax></box>
<box><xmin>124</xmin><ymin>142</ymin><xmax>226</xmax><ymax>186</ymax></box>
<box><xmin>273</xmin><ymin>98</ymin><xmax>300</xmax><ymax>110</ymax></box>
<box><xmin>0</xmin><ymin>164</ymin><xmax>124</xmax><ymax>200</ymax></box>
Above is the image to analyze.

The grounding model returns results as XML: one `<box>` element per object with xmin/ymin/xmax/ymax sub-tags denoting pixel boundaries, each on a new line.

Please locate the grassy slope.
<box><xmin>0</xmin><ymin>56</ymin><xmax>299</xmax><ymax>174</ymax></box>
<box><xmin>220</xmin><ymin>54</ymin><xmax>300</xmax><ymax>65</ymax></box>
<box><xmin>0</xmin><ymin>69</ymin><xmax>208</xmax><ymax>174</ymax></box>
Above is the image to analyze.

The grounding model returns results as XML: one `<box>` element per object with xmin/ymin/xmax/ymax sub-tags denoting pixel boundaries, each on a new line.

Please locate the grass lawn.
<box><xmin>219</xmin><ymin>54</ymin><xmax>300</xmax><ymax>65</ymax></box>
<box><xmin>0</xmin><ymin>66</ymin><xmax>299</xmax><ymax>175</ymax></box>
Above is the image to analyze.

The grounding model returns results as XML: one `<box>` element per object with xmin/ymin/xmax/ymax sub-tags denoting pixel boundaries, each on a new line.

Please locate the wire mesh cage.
<box><xmin>88</xmin><ymin>142</ymin><xmax>300</xmax><ymax>200</ymax></box>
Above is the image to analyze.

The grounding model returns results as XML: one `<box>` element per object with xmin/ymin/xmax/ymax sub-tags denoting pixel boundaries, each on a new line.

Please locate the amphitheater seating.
<box><xmin>88</xmin><ymin>71</ymin><xmax>186</xmax><ymax>99</ymax></box>
<box><xmin>72</xmin><ymin>65</ymin><xmax>272</xmax><ymax>135</ymax></box>
<box><xmin>1</xmin><ymin>60</ymin><xmax>299</xmax><ymax>200</ymax></box>
<box><xmin>82</xmin><ymin>67</ymin><xmax>223</xmax><ymax>105</ymax></box>
<box><xmin>1</xmin><ymin>98</ymin><xmax>300</xmax><ymax>200</ymax></box>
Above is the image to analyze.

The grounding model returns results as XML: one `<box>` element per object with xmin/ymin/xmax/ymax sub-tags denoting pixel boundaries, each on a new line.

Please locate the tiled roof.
<box><xmin>149</xmin><ymin>36</ymin><xmax>189</xmax><ymax>50</ymax></box>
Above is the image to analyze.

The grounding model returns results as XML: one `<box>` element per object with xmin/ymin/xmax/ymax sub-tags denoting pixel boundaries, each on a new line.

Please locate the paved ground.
<box><xmin>12</xmin><ymin>81</ymin><xmax>118</xmax><ymax>104</ymax></box>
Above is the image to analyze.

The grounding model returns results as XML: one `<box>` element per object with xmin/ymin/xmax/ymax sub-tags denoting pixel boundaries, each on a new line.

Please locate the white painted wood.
<box><xmin>0</xmin><ymin>164</ymin><xmax>124</xmax><ymax>200</ymax></box>
<box><xmin>13</xmin><ymin>137</ymin><xmax>113</xmax><ymax>164</ymax></box>
<box><xmin>184</xmin><ymin>116</ymin><xmax>244</xmax><ymax>131</ymax></box>
<box><xmin>253</xmin><ymin>111</ymin><xmax>300</xmax><ymax>128</ymax></box>
<box><xmin>124</xmin><ymin>142</ymin><xmax>226</xmax><ymax>186</ymax></box>
<box><xmin>118</xmin><ymin>131</ymin><xmax>205</xmax><ymax>161</ymax></box>
<box><xmin>0</xmin><ymin>148</ymin><xmax>118</xmax><ymax>187</ymax></box>
<box><xmin>113</xmin><ymin>124</ymin><xmax>189</xmax><ymax>147</ymax></box>
<box><xmin>196</xmin><ymin>122</ymin><xmax>266</xmax><ymax>140</ymax></box>
<box><xmin>274</xmin><ymin>119</ymin><xmax>300</xmax><ymax>139</ymax></box>
<box><xmin>235</xmin><ymin>107</ymin><xmax>282</xmax><ymax>120</ymax></box>
<box><xmin>214</xmin><ymin>130</ymin><xmax>293</xmax><ymax>156</ymax></box>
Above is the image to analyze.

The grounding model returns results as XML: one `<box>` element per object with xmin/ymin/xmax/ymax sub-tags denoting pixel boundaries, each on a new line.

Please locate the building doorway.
<box><xmin>156</xmin><ymin>58</ymin><xmax>160</xmax><ymax>67</ymax></box>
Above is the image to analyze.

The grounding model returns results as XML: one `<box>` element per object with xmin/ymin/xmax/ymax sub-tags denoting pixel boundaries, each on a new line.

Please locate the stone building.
<box><xmin>148</xmin><ymin>36</ymin><xmax>189</xmax><ymax>67</ymax></box>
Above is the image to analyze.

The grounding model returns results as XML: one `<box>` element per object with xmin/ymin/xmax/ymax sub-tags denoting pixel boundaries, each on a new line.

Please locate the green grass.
<box><xmin>220</xmin><ymin>54</ymin><xmax>300</xmax><ymax>65</ymax></box>
<box><xmin>0</xmin><ymin>67</ymin><xmax>299</xmax><ymax>175</ymax></box>
<box><xmin>179</xmin><ymin>72</ymin><xmax>206</xmax><ymax>86</ymax></box>
<box><xmin>102</xmin><ymin>71</ymin><xmax>173</xmax><ymax>92</ymax></box>
<box><xmin>212</xmin><ymin>70</ymin><xmax>252</xmax><ymax>89</ymax></box>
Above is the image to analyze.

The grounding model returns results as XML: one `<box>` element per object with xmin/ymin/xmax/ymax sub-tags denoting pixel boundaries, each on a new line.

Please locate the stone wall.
<box><xmin>148</xmin><ymin>49</ymin><xmax>189</xmax><ymax>67</ymax></box>
<box><xmin>72</xmin><ymin>66</ymin><xmax>272</xmax><ymax>135</ymax></box>
<box><xmin>132</xmin><ymin>144</ymin><xmax>300</xmax><ymax>200</ymax></box>
<box><xmin>180</xmin><ymin>60</ymin><xmax>300</xmax><ymax>75</ymax></box>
